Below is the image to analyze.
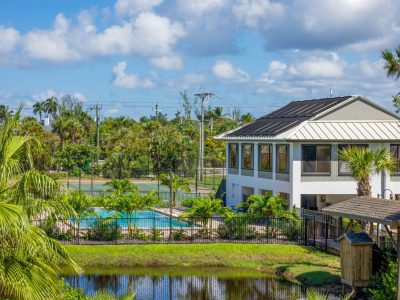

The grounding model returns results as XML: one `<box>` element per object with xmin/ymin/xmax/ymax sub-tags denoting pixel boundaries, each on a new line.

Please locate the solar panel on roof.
<box><xmin>227</xmin><ymin>96</ymin><xmax>352</xmax><ymax>136</ymax></box>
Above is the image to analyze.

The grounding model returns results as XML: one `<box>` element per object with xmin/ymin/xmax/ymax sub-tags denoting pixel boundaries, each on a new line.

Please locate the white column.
<box><xmin>254</xmin><ymin>142</ymin><xmax>258</xmax><ymax>178</ymax></box>
<box><xmin>291</xmin><ymin>142</ymin><xmax>302</xmax><ymax>208</ymax></box>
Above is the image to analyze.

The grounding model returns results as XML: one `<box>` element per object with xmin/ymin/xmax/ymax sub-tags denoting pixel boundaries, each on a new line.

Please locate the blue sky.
<box><xmin>0</xmin><ymin>0</ymin><xmax>399</xmax><ymax>119</ymax></box>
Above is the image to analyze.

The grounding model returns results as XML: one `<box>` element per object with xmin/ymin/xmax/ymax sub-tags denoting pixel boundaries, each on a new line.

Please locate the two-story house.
<box><xmin>215</xmin><ymin>95</ymin><xmax>400</xmax><ymax>210</ymax></box>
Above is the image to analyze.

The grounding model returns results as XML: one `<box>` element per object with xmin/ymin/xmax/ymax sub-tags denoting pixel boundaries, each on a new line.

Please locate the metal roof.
<box><xmin>290</xmin><ymin>121</ymin><xmax>400</xmax><ymax>141</ymax></box>
<box><xmin>322</xmin><ymin>196</ymin><xmax>400</xmax><ymax>225</ymax></box>
<box><xmin>226</xmin><ymin>96</ymin><xmax>352</xmax><ymax>137</ymax></box>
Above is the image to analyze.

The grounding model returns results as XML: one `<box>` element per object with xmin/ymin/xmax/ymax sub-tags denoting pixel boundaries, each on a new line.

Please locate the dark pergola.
<box><xmin>322</xmin><ymin>196</ymin><xmax>400</xmax><ymax>300</ymax></box>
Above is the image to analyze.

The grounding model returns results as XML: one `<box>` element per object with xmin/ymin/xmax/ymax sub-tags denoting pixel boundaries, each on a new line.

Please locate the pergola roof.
<box><xmin>322</xmin><ymin>196</ymin><xmax>400</xmax><ymax>226</ymax></box>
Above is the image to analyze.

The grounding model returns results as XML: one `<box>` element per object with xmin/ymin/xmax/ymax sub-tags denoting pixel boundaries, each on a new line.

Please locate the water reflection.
<box><xmin>64</xmin><ymin>270</ymin><xmax>305</xmax><ymax>300</ymax></box>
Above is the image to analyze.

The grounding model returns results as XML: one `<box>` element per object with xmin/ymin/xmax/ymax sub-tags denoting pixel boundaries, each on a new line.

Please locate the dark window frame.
<box><xmin>390</xmin><ymin>144</ymin><xmax>400</xmax><ymax>174</ymax></box>
<box><xmin>241</xmin><ymin>143</ymin><xmax>254</xmax><ymax>170</ymax></box>
<box><xmin>301</xmin><ymin>144</ymin><xmax>332</xmax><ymax>175</ymax></box>
<box><xmin>276</xmin><ymin>144</ymin><xmax>289</xmax><ymax>174</ymax></box>
<box><xmin>338</xmin><ymin>144</ymin><xmax>368</xmax><ymax>175</ymax></box>
<box><xmin>228</xmin><ymin>143</ymin><xmax>239</xmax><ymax>168</ymax></box>
<box><xmin>258</xmin><ymin>144</ymin><xmax>273</xmax><ymax>171</ymax></box>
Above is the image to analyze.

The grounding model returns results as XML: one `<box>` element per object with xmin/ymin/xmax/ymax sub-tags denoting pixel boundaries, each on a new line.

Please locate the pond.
<box><xmin>63</xmin><ymin>267</ymin><xmax>306</xmax><ymax>299</ymax></box>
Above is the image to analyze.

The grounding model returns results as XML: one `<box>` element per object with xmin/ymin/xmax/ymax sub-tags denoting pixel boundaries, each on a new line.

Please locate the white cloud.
<box><xmin>0</xmin><ymin>26</ymin><xmax>20</xmax><ymax>53</ymax></box>
<box><xmin>1</xmin><ymin>11</ymin><xmax>185</xmax><ymax>67</ymax></box>
<box><xmin>256</xmin><ymin>51</ymin><xmax>398</xmax><ymax>105</ymax></box>
<box><xmin>150</xmin><ymin>55</ymin><xmax>182</xmax><ymax>69</ymax></box>
<box><xmin>32</xmin><ymin>89</ymin><xmax>87</xmax><ymax>102</ymax></box>
<box><xmin>115</xmin><ymin>0</ymin><xmax>163</xmax><ymax>17</ymax></box>
<box><xmin>176</xmin><ymin>0</ymin><xmax>226</xmax><ymax>16</ymax></box>
<box><xmin>234</xmin><ymin>0</ymin><xmax>400</xmax><ymax>51</ymax></box>
<box><xmin>112</xmin><ymin>61</ymin><xmax>155</xmax><ymax>89</ymax></box>
<box><xmin>233</xmin><ymin>0</ymin><xmax>285</xmax><ymax>28</ymax></box>
<box><xmin>24</xmin><ymin>14</ymin><xmax>81</xmax><ymax>62</ymax></box>
<box><xmin>212</xmin><ymin>60</ymin><xmax>250</xmax><ymax>82</ymax></box>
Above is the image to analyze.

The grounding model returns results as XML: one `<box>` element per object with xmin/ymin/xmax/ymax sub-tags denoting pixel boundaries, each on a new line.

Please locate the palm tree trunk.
<box><xmin>357</xmin><ymin>178</ymin><xmax>371</xmax><ymax>196</ymax></box>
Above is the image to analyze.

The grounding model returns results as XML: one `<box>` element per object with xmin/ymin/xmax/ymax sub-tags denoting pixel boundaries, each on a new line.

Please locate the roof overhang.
<box><xmin>322</xmin><ymin>196</ymin><xmax>400</xmax><ymax>226</ymax></box>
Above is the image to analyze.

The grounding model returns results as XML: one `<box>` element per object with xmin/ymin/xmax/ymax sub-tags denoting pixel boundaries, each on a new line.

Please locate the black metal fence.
<box><xmin>33</xmin><ymin>216</ymin><xmax>313</xmax><ymax>246</ymax></box>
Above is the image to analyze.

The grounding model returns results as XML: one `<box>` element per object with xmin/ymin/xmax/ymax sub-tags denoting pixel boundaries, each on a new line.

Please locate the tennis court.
<box><xmin>64</xmin><ymin>181</ymin><xmax>209</xmax><ymax>204</ymax></box>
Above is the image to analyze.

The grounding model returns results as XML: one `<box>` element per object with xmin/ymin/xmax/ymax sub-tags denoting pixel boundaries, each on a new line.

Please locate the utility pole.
<box><xmin>90</xmin><ymin>103</ymin><xmax>102</xmax><ymax>163</ymax></box>
<box><xmin>194</xmin><ymin>92</ymin><xmax>214</xmax><ymax>181</ymax></box>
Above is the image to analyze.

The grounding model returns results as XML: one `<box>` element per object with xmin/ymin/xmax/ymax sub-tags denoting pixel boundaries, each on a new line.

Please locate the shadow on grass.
<box><xmin>274</xmin><ymin>265</ymin><xmax>340</xmax><ymax>286</ymax></box>
<box><xmin>295</xmin><ymin>271</ymin><xmax>340</xmax><ymax>286</ymax></box>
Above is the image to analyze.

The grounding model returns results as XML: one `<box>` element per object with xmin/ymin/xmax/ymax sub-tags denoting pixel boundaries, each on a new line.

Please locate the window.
<box><xmin>338</xmin><ymin>144</ymin><xmax>368</xmax><ymax>174</ymax></box>
<box><xmin>276</xmin><ymin>144</ymin><xmax>289</xmax><ymax>173</ymax></box>
<box><xmin>391</xmin><ymin>145</ymin><xmax>400</xmax><ymax>173</ymax></box>
<box><xmin>302</xmin><ymin>145</ymin><xmax>331</xmax><ymax>174</ymax></box>
<box><xmin>229</xmin><ymin>143</ymin><xmax>238</xmax><ymax>168</ymax></box>
<box><xmin>259</xmin><ymin>144</ymin><xmax>272</xmax><ymax>171</ymax></box>
<box><xmin>241</xmin><ymin>144</ymin><xmax>254</xmax><ymax>169</ymax></box>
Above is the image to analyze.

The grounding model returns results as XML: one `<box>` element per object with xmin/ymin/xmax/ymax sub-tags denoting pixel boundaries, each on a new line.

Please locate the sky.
<box><xmin>0</xmin><ymin>0</ymin><xmax>400</xmax><ymax>119</ymax></box>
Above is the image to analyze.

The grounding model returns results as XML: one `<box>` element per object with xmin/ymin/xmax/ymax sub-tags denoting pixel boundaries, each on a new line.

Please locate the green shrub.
<box><xmin>39</xmin><ymin>218</ymin><xmax>72</xmax><ymax>241</ymax></box>
<box><xmin>217</xmin><ymin>217</ymin><xmax>256</xmax><ymax>240</ymax></box>
<box><xmin>368</xmin><ymin>254</ymin><xmax>397</xmax><ymax>300</ymax></box>
<box><xmin>172</xmin><ymin>228</ymin><xmax>187</xmax><ymax>241</ymax></box>
<box><xmin>132</xmin><ymin>229</ymin><xmax>148</xmax><ymax>241</ymax></box>
<box><xmin>148</xmin><ymin>228</ymin><xmax>163</xmax><ymax>241</ymax></box>
<box><xmin>84</xmin><ymin>218</ymin><xmax>122</xmax><ymax>241</ymax></box>
<box><xmin>283</xmin><ymin>220</ymin><xmax>302</xmax><ymax>241</ymax></box>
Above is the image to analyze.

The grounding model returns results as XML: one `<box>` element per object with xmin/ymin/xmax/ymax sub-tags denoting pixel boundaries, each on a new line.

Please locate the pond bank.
<box><xmin>65</xmin><ymin>244</ymin><xmax>340</xmax><ymax>287</ymax></box>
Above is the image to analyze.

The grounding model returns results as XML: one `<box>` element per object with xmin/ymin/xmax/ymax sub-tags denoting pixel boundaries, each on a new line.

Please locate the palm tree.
<box><xmin>52</xmin><ymin>115</ymin><xmax>68</xmax><ymax>149</ymax></box>
<box><xmin>338</xmin><ymin>147</ymin><xmax>395</xmax><ymax>196</ymax></box>
<box><xmin>33</xmin><ymin>101</ymin><xmax>46</xmax><ymax>123</ymax></box>
<box><xmin>182</xmin><ymin>196</ymin><xmax>232</xmax><ymax>235</ymax></box>
<box><xmin>0</xmin><ymin>110</ymin><xmax>81</xmax><ymax>299</ymax></box>
<box><xmin>44</xmin><ymin>96</ymin><xmax>58</xmax><ymax>119</ymax></box>
<box><xmin>382</xmin><ymin>47</ymin><xmax>400</xmax><ymax>80</ymax></box>
<box><xmin>64</xmin><ymin>190</ymin><xmax>94</xmax><ymax>239</ymax></box>
<box><xmin>105</xmin><ymin>180</ymin><xmax>159</xmax><ymax>237</ymax></box>
<box><xmin>160</xmin><ymin>171</ymin><xmax>191</xmax><ymax>207</ymax></box>
<box><xmin>0</xmin><ymin>104</ymin><xmax>13</xmax><ymax>123</ymax></box>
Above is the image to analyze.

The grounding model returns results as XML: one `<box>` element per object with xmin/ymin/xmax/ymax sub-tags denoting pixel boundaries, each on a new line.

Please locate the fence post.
<box><xmin>313</xmin><ymin>216</ymin><xmax>316</xmax><ymax>247</ymax></box>
<box><xmin>304</xmin><ymin>219</ymin><xmax>308</xmax><ymax>246</ymax></box>
<box><xmin>325</xmin><ymin>221</ymin><xmax>328</xmax><ymax>252</ymax></box>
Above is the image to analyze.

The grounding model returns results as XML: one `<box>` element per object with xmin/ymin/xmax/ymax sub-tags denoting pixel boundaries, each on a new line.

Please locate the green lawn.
<box><xmin>65</xmin><ymin>244</ymin><xmax>340</xmax><ymax>286</ymax></box>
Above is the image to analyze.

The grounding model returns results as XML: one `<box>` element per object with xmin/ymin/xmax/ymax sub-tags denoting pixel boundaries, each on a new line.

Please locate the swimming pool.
<box><xmin>78</xmin><ymin>208</ymin><xmax>189</xmax><ymax>229</ymax></box>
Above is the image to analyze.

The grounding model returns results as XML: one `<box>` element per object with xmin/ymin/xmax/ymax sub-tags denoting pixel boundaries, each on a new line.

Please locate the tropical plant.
<box><xmin>306</xmin><ymin>288</ymin><xmax>353</xmax><ymax>300</ymax></box>
<box><xmin>181</xmin><ymin>196</ymin><xmax>232</xmax><ymax>235</ymax></box>
<box><xmin>57</xmin><ymin>143</ymin><xmax>96</xmax><ymax>176</ymax></box>
<box><xmin>368</xmin><ymin>254</ymin><xmax>397</xmax><ymax>300</ymax></box>
<box><xmin>85</xmin><ymin>217</ymin><xmax>122</xmax><ymax>241</ymax></box>
<box><xmin>0</xmin><ymin>111</ymin><xmax>81</xmax><ymax>299</ymax></box>
<box><xmin>44</xmin><ymin>96</ymin><xmax>58</xmax><ymax>119</ymax></box>
<box><xmin>238</xmin><ymin>193</ymin><xmax>297</xmax><ymax>220</ymax></box>
<box><xmin>160</xmin><ymin>171</ymin><xmax>191</xmax><ymax>207</ymax></box>
<box><xmin>382</xmin><ymin>47</ymin><xmax>400</xmax><ymax>112</ymax></box>
<box><xmin>382</xmin><ymin>47</ymin><xmax>400</xmax><ymax>80</ymax></box>
<box><xmin>0</xmin><ymin>110</ymin><xmax>74</xmax><ymax>220</ymax></box>
<box><xmin>0</xmin><ymin>104</ymin><xmax>13</xmax><ymax>123</ymax></box>
<box><xmin>33</xmin><ymin>101</ymin><xmax>46</xmax><ymax>123</ymax></box>
<box><xmin>105</xmin><ymin>181</ymin><xmax>159</xmax><ymax>237</ymax></box>
<box><xmin>217</xmin><ymin>215</ymin><xmax>257</xmax><ymax>240</ymax></box>
<box><xmin>338</xmin><ymin>147</ymin><xmax>395</xmax><ymax>196</ymax></box>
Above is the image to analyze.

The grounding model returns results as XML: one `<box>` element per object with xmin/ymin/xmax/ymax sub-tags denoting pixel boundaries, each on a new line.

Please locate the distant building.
<box><xmin>215</xmin><ymin>95</ymin><xmax>400</xmax><ymax>210</ymax></box>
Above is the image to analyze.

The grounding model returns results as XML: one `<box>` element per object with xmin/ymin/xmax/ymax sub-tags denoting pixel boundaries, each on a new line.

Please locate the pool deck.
<box><xmin>153</xmin><ymin>208</ymin><xmax>183</xmax><ymax>218</ymax></box>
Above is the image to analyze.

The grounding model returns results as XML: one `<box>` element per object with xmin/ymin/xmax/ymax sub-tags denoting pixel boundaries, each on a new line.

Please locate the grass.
<box><xmin>65</xmin><ymin>244</ymin><xmax>340</xmax><ymax>286</ymax></box>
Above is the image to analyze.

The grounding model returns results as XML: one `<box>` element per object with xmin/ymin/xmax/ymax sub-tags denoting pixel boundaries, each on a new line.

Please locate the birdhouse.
<box><xmin>338</xmin><ymin>232</ymin><xmax>374</xmax><ymax>287</ymax></box>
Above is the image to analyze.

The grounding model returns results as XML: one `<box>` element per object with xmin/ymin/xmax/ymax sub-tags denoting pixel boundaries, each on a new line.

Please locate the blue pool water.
<box><xmin>78</xmin><ymin>208</ymin><xmax>189</xmax><ymax>229</ymax></box>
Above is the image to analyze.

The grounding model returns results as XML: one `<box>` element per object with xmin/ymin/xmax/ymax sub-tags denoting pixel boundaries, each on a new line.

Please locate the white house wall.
<box><xmin>225</xmin><ymin>141</ymin><xmax>400</xmax><ymax>209</ymax></box>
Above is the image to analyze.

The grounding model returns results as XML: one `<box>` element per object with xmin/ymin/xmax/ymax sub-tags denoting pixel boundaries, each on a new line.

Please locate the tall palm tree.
<box><xmin>0</xmin><ymin>110</ymin><xmax>81</xmax><ymax>299</ymax></box>
<box><xmin>44</xmin><ymin>96</ymin><xmax>58</xmax><ymax>119</ymax></box>
<box><xmin>338</xmin><ymin>147</ymin><xmax>395</xmax><ymax>196</ymax></box>
<box><xmin>52</xmin><ymin>115</ymin><xmax>68</xmax><ymax>149</ymax></box>
<box><xmin>105</xmin><ymin>182</ymin><xmax>159</xmax><ymax>237</ymax></box>
<box><xmin>33</xmin><ymin>101</ymin><xmax>46</xmax><ymax>123</ymax></box>
<box><xmin>160</xmin><ymin>171</ymin><xmax>191</xmax><ymax>207</ymax></box>
<box><xmin>0</xmin><ymin>104</ymin><xmax>13</xmax><ymax>123</ymax></box>
<box><xmin>382</xmin><ymin>47</ymin><xmax>400</xmax><ymax>80</ymax></box>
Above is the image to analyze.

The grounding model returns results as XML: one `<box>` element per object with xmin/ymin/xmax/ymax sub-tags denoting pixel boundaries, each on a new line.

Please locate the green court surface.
<box><xmin>65</xmin><ymin>182</ymin><xmax>170</xmax><ymax>193</ymax></box>
<box><xmin>64</xmin><ymin>182</ymin><xmax>207</xmax><ymax>202</ymax></box>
